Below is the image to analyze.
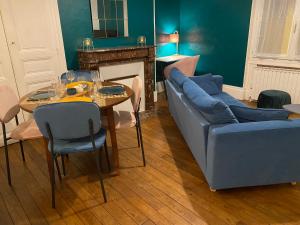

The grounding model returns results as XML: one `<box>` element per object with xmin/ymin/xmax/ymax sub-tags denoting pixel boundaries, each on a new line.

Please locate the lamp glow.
<box><xmin>170</xmin><ymin>31</ymin><xmax>179</xmax><ymax>55</ymax></box>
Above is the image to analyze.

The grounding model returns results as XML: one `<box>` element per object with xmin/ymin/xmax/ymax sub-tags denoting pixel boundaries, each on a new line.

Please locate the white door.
<box><xmin>244</xmin><ymin>0</ymin><xmax>300</xmax><ymax>102</ymax></box>
<box><xmin>0</xmin><ymin>12</ymin><xmax>22</xmax><ymax>143</ymax></box>
<box><xmin>0</xmin><ymin>0</ymin><xmax>67</xmax><ymax>96</ymax></box>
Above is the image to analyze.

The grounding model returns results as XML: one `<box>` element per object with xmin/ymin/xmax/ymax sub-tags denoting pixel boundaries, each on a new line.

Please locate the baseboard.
<box><xmin>223</xmin><ymin>85</ymin><xmax>245</xmax><ymax>100</ymax></box>
<box><xmin>153</xmin><ymin>91</ymin><xmax>158</xmax><ymax>102</ymax></box>
<box><xmin>156</xmin><ymin>81</ymin><xmax>165</xmax><ymax>93</ymax></box>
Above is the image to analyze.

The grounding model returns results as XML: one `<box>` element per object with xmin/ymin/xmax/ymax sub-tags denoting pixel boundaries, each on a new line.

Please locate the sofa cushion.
<box><xmin>164</xmin><ymin>55</ymin><xmax>200</xmax><ymax>79</ymax></box>
<box><xmin>183</xmin><ymin>80</ymin><xmax>238</xmax><ymax>124</ymax></box>
<box><xmin>213</xmin><ymin>92</ymin><xmax>246</xmax><ymax>107</ymax></box>
<box><xmin>229</xmin><ymin>105</ymin><xmax>290</xmax><ymax>123</ymax></box>
<box><xmin>169</xmin><ymin>68</ymin><xmax>189</xmax><ymax>90</ymax></box>
<box><xmin>190</xmin><ymin>74</ymin><xmax>220</xmax><ymax>95</ymax></box>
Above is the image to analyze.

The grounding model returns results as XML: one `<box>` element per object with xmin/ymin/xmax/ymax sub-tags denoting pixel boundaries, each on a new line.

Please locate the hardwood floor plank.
<box><xmin>0</xmin><ymin>193</ymin><xmax>14</xmax><ymax>225</ymax></box>
<box><xmin>91</xmin><ymin>205</ymin><xmax>120</xmax><ymax>225</ymax></box>
<box><xmin>114</xmin><ymin>198</ymin><xmax>148</xmax><ymax>225</ymax></box>
<box><xmin>103</xmin><ymin>201</ymin><xmax>138</xmax><ymax>225</ymax></box>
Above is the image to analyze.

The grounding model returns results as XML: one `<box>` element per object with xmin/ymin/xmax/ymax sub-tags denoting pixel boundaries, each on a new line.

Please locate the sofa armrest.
<box><xmin>206</xmin><ymin>119</ymin><xmax>300</xmax><ymax>189</ymax></box>
<box><xmin>212</xmin><ymin>75</ymin><xmax>223</xmax><ymax>91</ymax></box>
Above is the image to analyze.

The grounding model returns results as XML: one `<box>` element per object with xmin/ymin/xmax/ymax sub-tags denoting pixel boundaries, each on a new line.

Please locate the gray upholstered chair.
<box><xmin>34</xmin><ymin>102</ymin><xmax>109</xmax><ymax>208</ymax></box>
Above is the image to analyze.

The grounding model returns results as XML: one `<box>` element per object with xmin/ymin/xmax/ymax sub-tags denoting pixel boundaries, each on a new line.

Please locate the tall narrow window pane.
<box><xmin>257</xmin><ymin>0</ymin><xmax>296</xmax><ymax>56</ymax></box>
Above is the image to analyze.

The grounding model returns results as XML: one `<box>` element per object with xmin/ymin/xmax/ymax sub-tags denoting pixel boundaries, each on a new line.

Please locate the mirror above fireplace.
<box><xmin>90</xmin><ymin>0</ymin><xmax>129</xmax><ymax>38</ymax></box>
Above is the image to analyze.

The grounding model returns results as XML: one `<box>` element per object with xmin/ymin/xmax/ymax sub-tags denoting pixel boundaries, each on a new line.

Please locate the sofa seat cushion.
<box><xmin>229</xmin><ymin>105</ymin><xmax>291</xmax><ymax>123</ymax></box>
<box><xmin>183</xmin><ymin>80</ymin><xmax>238</xmax><ymax>124</ymax></box>
<box><xmin>213</xmin><ymin>92</ymin><xmax>246</xmax><ymax>107</ymax></box>
<box><xmin>169</xmin><ymin>68</ymin><xmax>189</xmax><ymax>90</ymax></box>
<box><xmin>189</xmin><ymin>74</ymin><xmax>221</xmax><ymax>95</ymax></box>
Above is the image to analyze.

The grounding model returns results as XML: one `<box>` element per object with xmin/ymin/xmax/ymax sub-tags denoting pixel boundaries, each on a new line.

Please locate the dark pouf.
<box><xmin>257</xmin><ymin>90</ymin><xmax>291</xmax><ymax>109</ymax></box>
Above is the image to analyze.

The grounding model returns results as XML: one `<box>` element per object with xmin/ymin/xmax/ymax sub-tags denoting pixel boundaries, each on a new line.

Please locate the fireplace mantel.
<box><xmin>78</xmin><ymin>45</ymin><xmax>155</xmax><ymax>110</ymax></box>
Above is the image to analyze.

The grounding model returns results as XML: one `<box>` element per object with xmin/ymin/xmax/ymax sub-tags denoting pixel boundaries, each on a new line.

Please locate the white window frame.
<box><xmin>253</xmin><ymin>0</ymin><xmax>300</xmax><ymax>61</ymax></box>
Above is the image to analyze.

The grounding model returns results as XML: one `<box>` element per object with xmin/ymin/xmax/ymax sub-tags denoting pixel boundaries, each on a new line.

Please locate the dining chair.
<box><xmin>0</xmin><ymin>84</ymin><xmax>42</xmax><ymax>186</ymax></box>
<box><xmin>61</xmin><ymin>70</ymin><xmax>94</xmax><ymax>82</ymax></box>
<box><xmin>34</xmin><ymin>102</ymin><xmax>110</xmax><ymax>208</ymax></box>
<box><xmin>104</xmin><ymin>76</ymin><xmax>146</xmax><ymax>166</ymax></box>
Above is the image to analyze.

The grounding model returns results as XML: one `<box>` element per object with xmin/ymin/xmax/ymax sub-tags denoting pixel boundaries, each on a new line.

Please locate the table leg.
<box><xmin>106</xmin><ymin>107</ymin><xmax>120</xmax><ymax>175</ymax></box>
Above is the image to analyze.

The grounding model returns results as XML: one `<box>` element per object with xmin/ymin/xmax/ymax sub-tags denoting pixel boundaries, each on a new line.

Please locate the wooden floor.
<box><xmin>1</xmin><ymin>96</ymin><xmax>300</xmax><ymax>225</ymax></box>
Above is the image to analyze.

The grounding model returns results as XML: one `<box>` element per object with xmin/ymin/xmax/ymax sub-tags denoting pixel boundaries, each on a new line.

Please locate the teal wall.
<box><xmin>179</xmin><ymin>0</ymin><xmax>252</xmax><ymax>87</ymax></box>
<box><xmin>155</xmin><ymin>0</ymin><xmax>180</xmax><ymax>57</ymax></box>
<box><xmin>58</xmin><ymin>0</ymin><xmax>154</xmax><ymax>70</ymax></box>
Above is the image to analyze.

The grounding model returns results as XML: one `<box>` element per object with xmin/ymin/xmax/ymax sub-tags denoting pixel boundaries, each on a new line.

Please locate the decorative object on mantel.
<box><xmin>77</xmin><ymin>45</ymin><xmax>155</xmax><ymax>110</ymax></box>
<box><xmin>82</xmin><ymin>38</ymin><xmax>94</xmax><ymax>51</ymax></box>
<box><xmin>137</xmin><ymin>36</ymin><xmax>147</xmax><ymax>46</ymax></box>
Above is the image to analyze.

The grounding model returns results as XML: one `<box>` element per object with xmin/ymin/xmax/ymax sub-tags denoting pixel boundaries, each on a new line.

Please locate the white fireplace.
<box><xmin>99</xmin><ymin>62</ymin><xmax>145</xmax><ymax>112</ymax></box>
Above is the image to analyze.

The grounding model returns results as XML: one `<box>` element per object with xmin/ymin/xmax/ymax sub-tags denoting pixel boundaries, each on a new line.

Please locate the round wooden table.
<box><xmin>19</xmin><ymin>81</ymin><xmax>133</xmax><ymax>176</ymax></box>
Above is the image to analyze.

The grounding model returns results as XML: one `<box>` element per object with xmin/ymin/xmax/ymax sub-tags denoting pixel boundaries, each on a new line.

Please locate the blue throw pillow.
<box><xmin>169</xmin><ymin>68</ymin><xmax>189</xmax><ymax>90</ymax></box>
<box><xmin>229</xmin><ymin>105</ymin><xmax>290</xmax><ymax>123</ymax></box>
<box><xmin>183</xmin><ymin>80</ymin><xmax>238</xmax><ymax>124</ymax></box>
<box><xmin>189</xmin><ymin>74</ymin><xmax>220</xmax><ymax>95</ymax></box>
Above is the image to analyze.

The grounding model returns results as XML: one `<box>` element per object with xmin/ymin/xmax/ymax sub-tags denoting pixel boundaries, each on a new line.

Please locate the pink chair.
<box><xmin>103</xmin><ymin>76</ymin><xmax>146</xmax><ymax>166</ymax></box>
<box><xmin>0</xmin><ymin>84</ymin><xmax>42</xmax><ymax>185</ymax></box>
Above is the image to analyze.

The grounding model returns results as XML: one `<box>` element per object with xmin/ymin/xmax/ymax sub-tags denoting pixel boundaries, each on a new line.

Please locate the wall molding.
<box><xmin>223</xmin><ymin>85</ymin><xmax>245</xmax><ymax>100</ymax></box>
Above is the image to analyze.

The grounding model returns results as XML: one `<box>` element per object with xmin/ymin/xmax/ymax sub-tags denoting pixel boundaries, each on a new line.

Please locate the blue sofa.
<box><xmin>166</xmin><ymin>69</ymin><xmax>300</xmax><ymax>190</ymax></box>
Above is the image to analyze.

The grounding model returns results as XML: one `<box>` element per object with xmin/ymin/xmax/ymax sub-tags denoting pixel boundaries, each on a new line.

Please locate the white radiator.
<box><xmin>249</xmin><ymin>65</ymin><xmax>300</xmax><ymax>103</ymax></box>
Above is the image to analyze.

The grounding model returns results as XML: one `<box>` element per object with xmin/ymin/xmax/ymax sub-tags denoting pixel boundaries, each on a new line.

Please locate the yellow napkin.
<box><xmin>59</xmin><ymin>96</ymin><xmax>92</xmax><ymax>103</ymax></box>
<box><xmin>66</xmin><ymin>81</ymin><xmax>93</xmax><ymax>89</ymax></box>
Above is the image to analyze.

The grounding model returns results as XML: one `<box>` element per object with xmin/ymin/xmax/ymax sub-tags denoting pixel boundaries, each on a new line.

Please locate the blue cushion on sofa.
<box><xmin>190</xmin><ymin>74</ymin><xmax>221</xmax><ymax>95</ymax></box>
<box><xmin>169</xmin><ymin>68</ymin><xmax>189</xmax><ymax>89</ymax></box>
<box><xmin>183</xmin><ymin>80</ymin><xmax>238</xmax><ymax>124</ymax></box>
<box><xmin>229</xmin><ymin>105</ymin><xmax>290</xmax><ymax>123</ymax></box>
<box><xmin>214</xmin><ymin>92</ymin><xmax>246</xmax><ymax>107</ymax></box>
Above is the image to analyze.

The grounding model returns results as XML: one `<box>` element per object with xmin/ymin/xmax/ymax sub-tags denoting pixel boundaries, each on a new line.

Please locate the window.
<box><xmin>254</xmin><ymin>0</ymin><xmax>300</xmax><ymax>60</ymax></box>
<box><xmin>90</xmin><ymin>0</ymin><xmax>129</xmax><ymax>38</ymax></box>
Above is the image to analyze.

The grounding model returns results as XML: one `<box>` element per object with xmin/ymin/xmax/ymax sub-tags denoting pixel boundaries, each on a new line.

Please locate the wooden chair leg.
<box><xmin>50</xmin><ymin>154</ymin><xmax>56</xmax><ymax>208</ymax></box>
<box><xmin>137</xmin><ymin>118</ymin><xmax>146</xmax><ymax>167</ymax></box>
<box><xmin>19</xmin><ymin>141</ymin><xmax>25</xmax><ymax>162</ymax></box>
<box><xmin>103</xmin><ymin>141</ymin><xmax>111</xmax><ymax>172</ymax></box>
<box><xmin>96</xmin><ymin>150</ymin><xmax>107</xmax><ymax>203</ymax></box>
<box><xmin>2</xmin><ymin>123</ymin><xmax>11</xmax><ymax>186</ymax></box>
<box><xmin>61</xmin><ymin>155</ymin><xmax>66</xmax><ymax>176</ymax></box>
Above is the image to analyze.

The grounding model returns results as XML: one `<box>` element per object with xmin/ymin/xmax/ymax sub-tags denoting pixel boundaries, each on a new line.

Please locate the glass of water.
<box><xmin>66</xmin><ymin>70</ymin><xmax>75</xmax><ymax>83</ymax></box>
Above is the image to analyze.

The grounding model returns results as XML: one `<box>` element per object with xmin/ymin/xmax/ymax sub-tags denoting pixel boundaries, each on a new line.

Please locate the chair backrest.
<box><xmin>34</xmin><ymin>102</ymin><xmax>101</xmax><ymax>140</ymax></box>
<box><xmin>61</xmin><ymin>70</ymin><xmax>94</xmax><ymax>83</ymax></box>
<box><xmin>131</xmin><ymin>76</ymin><xmax>143</xmax><ymax>112</ymax></box>
<box><xmin>0</xmin><ymin>84</ymin><xmax>20</xmax><ymax>123</ymax></box>
<box><xmin>164</xmin><ymin>55</ymin><xmax>200</xmax><ymax>79</ymax></box>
